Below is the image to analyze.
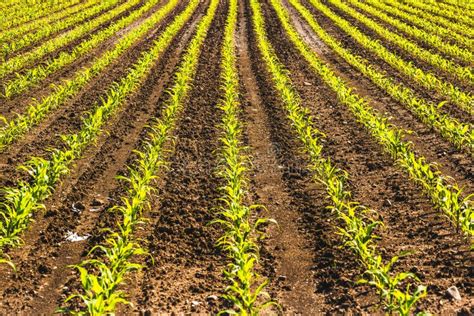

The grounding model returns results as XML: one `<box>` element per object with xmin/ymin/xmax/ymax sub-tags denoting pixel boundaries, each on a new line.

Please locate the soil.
<box><xmin>0</xmin><ymin>0</ymin><xmax>472</xmax><ymax>315</ymax></box>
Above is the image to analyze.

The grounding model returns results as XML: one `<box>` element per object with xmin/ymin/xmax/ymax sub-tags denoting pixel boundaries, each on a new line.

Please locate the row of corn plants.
<box><xmin>0</xmin><ymin>0</ymin><xmax>180</xmax><ymax>152</ymax></box>
<box><xmin>346</xmin><ymin>0</ymin><xmax>473</xmax><ymax>65</ymax></box>
<box><xmin>380</xmin><ymin>0</ymin><xmax>473</xmax><ymax>39</ymax></box>
<box><xmin>214</xmin><ymin>0</ymin><xmax>276</xmax><ymax>313</ymax></box>
<box><xmin>0</xmin><ymin>0</ymin><xmax>188</xmax><ymax>261</ymax></box>
<box><xmin>309</xmin><ymin>0</ymin><xmax>473</xmax><ymax>115</ymax></box>
<box><xmin>2</xmin><ymin>0</ymin><xmax>162</xmax><ymax>98</ymax></box>
<box><xmin>372</xmin><ymin>0</ymin><xmax>472</xmax><ymax>50</ymax></box>
<box><xmin>0</xmin><ymin>0</ymin><xmax>81</xmax><ymax>30</ymax></box>
<box><xmin>377</xmin><ymin>0</ymin><xmax>472</xmax><ymax>51</ymax></box>
<box><xmin>436</xmin><ymin>0</ymin><xmax>474</xmax><ymax>10</ymax></box>
<box><xmin>251</xmin><ymin>0</ymin><xmax>427</xmax><ymax>313</ymax></box>
<box><xmin>398</xmin><ymin>0</ymin><xmax>473</xmax><ymax>27</ymax></box>
<box><xmin>0</xmin><ymin>0</ymin><xmax>101</xmax><ymax>47</ymax></box>
<box><xmin>0</xmin><ymin>0</ymin><xmax>122</xmax><ymax>59</ymax></box>
<box><xmin>60</xmin><ymin>0</ymin><xmax>214</xmax><ymax>313</ymax></box>
<box><xmin>416</xmin><ymin>0</ymin><xmax>474</xmax><ymax>20</ymax></box>
<box><xmin>0</xmin><ymin>0</ymin><xmax>139</xmax><ymax>79</ymax></box>
<box><xmin>273</xmin><ymin>0</ymin><xmax>474</xmax><ymax>238</ymax></box>
<box><xmin>327</xmin><ymin>0</ymin><xmax>473</xmax><ymax>85</ymax></box>
<box><xmin>288</xmin><ymin>0</ymin><xmax>473</xmax><ymax>153</ymax></box>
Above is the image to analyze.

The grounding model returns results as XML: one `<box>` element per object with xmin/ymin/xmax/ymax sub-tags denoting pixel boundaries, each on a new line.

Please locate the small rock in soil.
<box><xmin>446</xmin><ymin>285</ymin><xmax>462</xmax><ymax>301</ymax></box>
<box><xmin>91</xmin><ymin>197</ymin><xmax>104</xmax><ymax>207</ymax></box>
<box><xmin>207</xmin><ymin>295</ymin><xmax>218</xmax><ymax>301</ymax></box>
<box><xmin>72</xmin><ymin>202</ymin><xmax>85</xmax><ymax>213</ymax></box>
<box><xmin>277</xmin><ymin>275</ymin><xmax>287</xmax><ymax>282</ymax></box>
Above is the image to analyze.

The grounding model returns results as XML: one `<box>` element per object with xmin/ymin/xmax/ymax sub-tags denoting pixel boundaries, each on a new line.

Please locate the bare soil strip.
<box><xmin>237</xmin><ymin>0</ymin><xmax>329</xmax><ymax>313</ymax></box>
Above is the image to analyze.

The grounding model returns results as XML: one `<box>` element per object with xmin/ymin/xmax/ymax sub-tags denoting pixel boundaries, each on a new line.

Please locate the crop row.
<box><xmin>435</xmin><ymin>0</ymin><xmax>474</xmax><ymax>10</ymax></box>
<box><xmin>0</xmin><ymin>0</ymin><xmax>179</xmax><ymax>151</ymax></box>
<box><xmin>328</xmin><ymin>0</ymin><xmax>473</xmax><ymax>85</ymax></box>
<box><xmin>2</xmin><ymin>0</ymin><xmax>161</xmax><ymax>98</ymax></box>
<box><xmin>398</xmin><ymin>0</ymin><xmax>474</xmax><ymax>27</ymax></box>
<box><xmin>214</xmin><ymin>0</ymin><xmax>275</xmax><ymax>314</ymax></box>
<box><xmin>0</xmin><ymin>0</ymin><xmax>101</xmax><ymax>50</ymax></box>
<box><xmin>0</xmin><ymin>0</ymin><xmax>122</xmax><ymax>59</ymax></box>
<box><xmin>0</xmin><ymin>0</ymin><xmax>81</xmax><ymax>31</ymax></box>
<box><xmin>251</xmin><ymin>0</ymin><xmax>426</xmax><ymax>313</ymax></box>
<box><xmin>0</xmin><ymin>0</ymin><xmax>182</xmax><ymax>260</ymax></box>
<box><xmin>346</xmin><ymin>0</ymin><xmax>473</xmax><ymax>65</ymax></box>
<box><xmin>0</xmin><ymin>0</ymin><xmax>139</xmax><ymax>79</ymax></box>
<box><xmin>380</xmin><ymin>0</ymin><xmax>474</xmax><ymax>39</ymax></box>
<box><xmin>280</xmin><ymin>0</ymin><xmax>474</xmax><ymax>238</ymax></box>
<box><xmin>310</xmin><ymin>0</ymin><xmax>473</xmax><ymax>115</ymax></box>
<box><xmin>376</xmin><ymin>0</ymin><xmax>472</xmax><ymax>50</ymax></box>
<box><xmin>288</xmin><ymin>0</ymin><xmax>473</xmax><ymax>152</ymax></box>
<box><xmin>60</xmin><ymin>0</ymin><xmax>206</xmax><ymax>313</ymax></box>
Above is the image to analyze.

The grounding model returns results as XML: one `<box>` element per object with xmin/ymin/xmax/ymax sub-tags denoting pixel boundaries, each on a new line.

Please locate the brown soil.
<box><xmin>0</xmin><ymin>0</ymin><xmax>472</xmax><ymax>315</ymax></box>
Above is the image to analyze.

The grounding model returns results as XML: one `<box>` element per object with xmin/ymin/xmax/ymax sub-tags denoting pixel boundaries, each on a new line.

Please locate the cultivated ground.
<box><xmin>0</xmin><ymin>0</ymin><xmax>472</xmax><ymax>314</ymax></box>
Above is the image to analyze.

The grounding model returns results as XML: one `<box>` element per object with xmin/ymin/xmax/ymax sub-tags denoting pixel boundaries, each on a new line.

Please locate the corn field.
<box><xmin>0</xmin><ymin>0</ymin><xmax>472</xmax><ymax>314</ymax></box>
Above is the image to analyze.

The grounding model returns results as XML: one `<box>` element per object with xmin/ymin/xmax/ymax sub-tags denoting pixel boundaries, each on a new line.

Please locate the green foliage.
<box><xmin>277</xmin><ymin>0</ymin><xmax>474</xmax><ymax>238</ymax></box>
<box><xmin>214</xmin><ymin>0</ymin><xmax>276</xmax><ymax>313</ymax></box>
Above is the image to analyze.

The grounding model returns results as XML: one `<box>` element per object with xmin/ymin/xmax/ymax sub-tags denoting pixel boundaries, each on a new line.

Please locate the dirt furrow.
<box><xmin>260</xmin><ymin>0</ymin><xmax>472</xmax><ymax>313</ymax></box>
<box><xmin>237</xmin><ymin>0</ymin><xmax>331</xmax><ymax>314</ymax></box>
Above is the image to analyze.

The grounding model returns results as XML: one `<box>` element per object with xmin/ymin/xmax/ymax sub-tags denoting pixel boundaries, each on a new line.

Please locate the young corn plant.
<box><xmin>0</xmin><ymin>0</ymin><xmax>99</xmax><ymax>46</ymax></box>
<box><xmin>214</xmin><ymin>0</ymin><xmax>276</xmax><ymax>313</ymax></box>
<box><xmin>0</xmin><ymin>0</ymin><xmax>199</xmax><ymax>265</ymax></box>
<box><xmin>252</xmin><ymin>0</ymin><xmax>427</xmax><ymax>313</ymax></box>
<box><xmin>381</xmin><ymin>0</ymin><xmax>472</xmax><ymax>46</ymax></box>
<box><xmin>0</xmin><ymin>0</ymin><xmax>140</xmax><ymax>79</ymax></box>
<box><xmin>61</xmin><ymin>0</ymin><xmax>217</xmax><ymax>312</ymax></box>
<box><xmin>0</xmin><ymin>0</ymin><xmax>122</xmax><ymax>59</ymax></box>
<box><xmin>327</xmin><ymin>0</ymin><xmax>473</xmax><ymax>84</ymax></box>
<box><xmin>272</xmin><ymin>0</ymin><xmax>474</xmax><ymax>239</ymax></box>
